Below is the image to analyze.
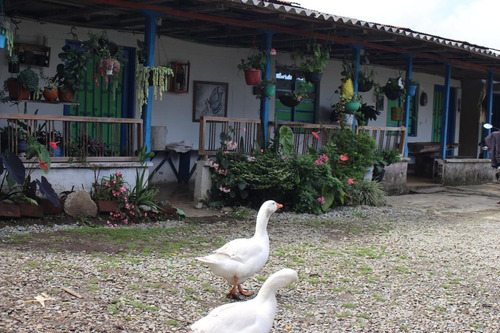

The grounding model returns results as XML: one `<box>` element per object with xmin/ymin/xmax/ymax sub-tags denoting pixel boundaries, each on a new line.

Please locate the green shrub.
<box><xmin>346</xmin><ymin>180</ymin><xmax>387</xmax><ymax>206</ymax></box>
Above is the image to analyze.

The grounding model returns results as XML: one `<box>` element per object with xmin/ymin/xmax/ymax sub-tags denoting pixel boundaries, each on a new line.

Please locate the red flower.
<box><xmin>347</xmin><ymin>178</ymin><xmax>355</xmax><ymax>185</ymax></box>
<box><xmin>340</xmin><ymin>154</ymin><xmax>349</xmax><ymax>162</ymax></box>
<box><xmin>49</xmin><ymin>141</ymin><xmax>59</xmax><ymax>150</ymax></box>
<box><xmin>39</xmin><ymin>161</ymin><xmax>48</xmax><ymax>171</ymax></box>
<box><xmin>312</xmin><ymin>131</ymin><xmax>320</xmax><ymax>139</ymax></box>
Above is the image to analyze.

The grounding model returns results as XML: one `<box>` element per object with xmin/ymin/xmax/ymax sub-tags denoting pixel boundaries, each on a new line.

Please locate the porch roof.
<box><xmin>6</xmin><ymin>0</ymin><xmax>500</xmax><ymax>81</ymax></box>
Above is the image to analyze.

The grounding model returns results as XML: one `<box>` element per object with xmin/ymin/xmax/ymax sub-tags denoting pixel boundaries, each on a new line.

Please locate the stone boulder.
<box><xmin>64</xmin><ymin>190</ymin><xmax>98</xmax><ymax>218</ymax></box>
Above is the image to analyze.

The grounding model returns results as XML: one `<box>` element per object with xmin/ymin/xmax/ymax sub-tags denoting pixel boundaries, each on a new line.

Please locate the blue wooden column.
<box><xmin>352</xmin><ymin>44</ymin><xmax>362</xmax><ymax>131</ymax></box>
<box><xmin>259</xmin><ymin>29</ymin><xmax>275</xmax><ymax>147</ymax></box>
<box><xmin>486</xmin><ymin>71</ymin><xmax>494</xmax><ymax>135</ymax></box>
<box><xmin>141</xmin><ymin>10</ymin><xmax>157</xmax><ymax>153</ymax></box>
<box><xmin>439</xmin><ymin>63</ymin><xmax>452</xmax><ymax>159</ymax></box>
<box><xmin>403</xmin><ymin>55</ymin><xmax>414</xmax><ymax>157</ymax></box>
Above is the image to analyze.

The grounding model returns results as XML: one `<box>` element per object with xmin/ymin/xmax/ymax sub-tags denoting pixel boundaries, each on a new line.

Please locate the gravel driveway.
<box><xmin>1</xmin><ymin>186</ymin><xmax>499</xmax><ymax>332</ymax></box>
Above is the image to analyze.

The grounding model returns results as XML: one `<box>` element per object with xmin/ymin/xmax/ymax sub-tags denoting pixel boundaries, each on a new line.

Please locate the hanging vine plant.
<box><xmin>136</xmin><ymin>65</ymin><xmax>174</xmax><ymax>111</ymax></box>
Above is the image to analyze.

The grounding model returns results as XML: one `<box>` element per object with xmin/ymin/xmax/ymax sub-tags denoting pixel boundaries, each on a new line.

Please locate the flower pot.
<box><xmin>0</xmin><ymin>34</ymin><xmax>5</xmax><ymax>48</ymax></box>
<box><xmin>407</xmin><ymin>84</ymin><xmax>417</xmax><ymax>96</ymax></box>
<box><xmin>358</xmin><ymin>80</ymin><xmax>373</xmax><ymax>92</ymax></box>
<box><xmin>8</xmin><ymin>61</ymin><xmax>19</xmax><ymax>74</ymax></box>
<box><xmin>97</xmin><ymin>200</ymin><xmax>120</xmax><ymax>213</ymax></box>
<box><xmin>18</xmin><ymin>139</ymin><xmax>28</xmax><ymax>157</ymax></box>
<box><xmin>279</xmin><ymin>95</ymin><xmax>301</xmax><ymax>107</ymax></box>
<box><xmin>52</xmin><ymin>146</ymin><xmax>63</xmax><ymax>157</ymax></box>
<box><xmin>58</xmin><ymin>88</ymin><xmax>75</xmax><ymax>102</ymax></box>
<box><xmin>384</xmin><ymin>87</ymin><xmax>404</xmax><ymax>100</ymax></box>
<box><xmin>305</xmin><ymin>71</ymin><xmax>322</xmax><ymax>84</ymax></box>
<box><xmin>6</xmin><ymin>80</ymin><xmax>30</xmax><ymax>100</ymax></box>
<box><xmin>244</xmin><ymin>69</ymin><xmax>262</xmax><ymax>85</ymax></box>
<box><xmin>391</xmin><ymin>107</ymin><xmax>404</xmax><ymax>121</ymax></box>
<box><xmin>344</xmin><ymin>113</ymin><xmax>355</xmax><ymax>125</ymax></box>
<box><xmin>264</xmin><ymin>84</ymin><xmax>276</xmax><ymax>97</ymax></box>
<box><xmin>41</xmin><ymin>198</ymin><xmax>63</xmax><ymax>215</ymax></box>
<box><xmin>43</xmin><ymin>88</ymin><xmax>59</xmax><ymax>102</ymax></box>
<box><xmin>345</xmin><ymin>100</ymin><xmax>361</xmax><ymax>112</ymax></box>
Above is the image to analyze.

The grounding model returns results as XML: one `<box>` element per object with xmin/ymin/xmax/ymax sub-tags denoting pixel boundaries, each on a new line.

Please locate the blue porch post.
<box><xmin>352</xmin><ymin>44</ymin><xmax>361</xmax><ymax>131</ymax></box>
<box><xmin>259</xmin><ymin>29</ymin><xmax>275</xmax><ymax>147</ymax></box>
<box><xmin>404</xmin><ymin>55</ymin><xmax>414</xmax><ymax>157</ymax></box>
<box><xmin>439</xmin><ymin>63</ymin><xmax>452</xmax><ymax>159</ymax></box>
<box><xmin>141</xmin><ymin>10</ymin><xmax>157</xmax><ymax>154</ymax></box>
<box><xmin>486</xmin><ymin>71</ymin><xmax>494</xmax><ymax>135</ymax></box>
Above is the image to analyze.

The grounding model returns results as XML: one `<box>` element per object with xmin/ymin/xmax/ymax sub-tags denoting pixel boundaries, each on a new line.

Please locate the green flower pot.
<box><xmin>346</xmin><ymin>100</ymin><xmax>361</xmax><ymax>112</ymax></box>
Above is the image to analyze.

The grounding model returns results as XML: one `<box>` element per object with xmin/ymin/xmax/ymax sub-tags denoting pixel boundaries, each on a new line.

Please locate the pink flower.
<box><xmin>38</xmin><ymin>161</ymin><xmax>48</xmax><ymax>171</ymax></box>
<box><xmin>347</xmin><ymin>178</ymin><xmax>355</xmax><ymax>185</ymax></box>
<box><xmin>312</xmin><ymin>131</ymin><xmax>320</xmax><ymax>139</ymax></box>
<box><xmin>122</xmin><ymin>219</ymin><xmax>128</xmax><ymax>224</ymax></box>
<box><xmin>319</xmin><ymin>154</ymin><xmax>329</xmax><ymax>162</ymax></box>
<box><xmin>314</xmin><ymin>159</ymin><xmax>323</xmax><ymax>166</ymax></box>
<box><xmin>119</xmin><ymin>186</ymin><xmax>126</xmax><ymax>193</ymax></box>
<box><xmin>115</xmin><ymin>171</ymin><xmax>122</xmax><ymax>177</ymax></box>
<box><xmin>317</xmin><ymin>197</ymin><xmax>326</xmax><ymax>204</ymax></box>
<box><xmin>340</xmin><ymin>154</ymin><xmax>349</xmax><ymax>162</ymax></box>
<box><xmin>105</xmin><ymin>182</ymin><xmax>111</xmax><ymax>187</ymax></box>
<box><xmin>219</xmin><ymin>186</ymin><xmax>231</xmax><ymax>193</ymax></box>
<box><xmin>242</xmin><ymin>128</ymin><xmax>246</xmax><ymax>132</ymax></box>
<box><xmin>270</xmin><ymin>48</ymin><xmax>276</xmax><ymax>55</ymax></box>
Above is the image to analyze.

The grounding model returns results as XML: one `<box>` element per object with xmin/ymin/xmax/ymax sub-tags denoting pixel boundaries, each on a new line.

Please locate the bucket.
<box><xmin>151</xmin><ymin>126</ymin><xmax>167</xmax><ymax>151</ymax></box>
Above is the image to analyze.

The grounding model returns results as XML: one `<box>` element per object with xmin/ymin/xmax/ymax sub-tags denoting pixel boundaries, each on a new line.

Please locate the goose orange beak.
<box><xmin>276</xmin><ymin>203</ymin><xmax>283</xmax><ymax>209</ymax></box>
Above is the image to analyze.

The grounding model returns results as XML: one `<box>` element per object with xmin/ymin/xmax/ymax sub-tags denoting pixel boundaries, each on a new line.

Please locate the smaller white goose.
<box><xmin>196</xmin><ymin>200</ymin><xmax>283</xmax><ymax>298</ymax></box>
<box><xmin>190</xmin><ymin>268</ymin><xmax>298</xmax><ymax>333</ymax></box>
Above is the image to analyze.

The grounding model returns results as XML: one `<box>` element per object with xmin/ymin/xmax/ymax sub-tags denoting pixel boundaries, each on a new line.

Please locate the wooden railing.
<box><xmin>199</xmin><ymin>116</ymin><xmax>406</xmax><ymax>159</ymax></box>
<box><xmin>357</xmin><ymin>125</ymin><xmax>406</xmax><ymax>155</ymax></box>
<box><xmin>0</xmin><ymin>114</ymin><xmax>143</xmax><ymax>162</ymax></box>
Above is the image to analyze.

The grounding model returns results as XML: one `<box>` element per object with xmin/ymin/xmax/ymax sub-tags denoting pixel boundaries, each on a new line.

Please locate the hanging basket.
<box><xmin>358</xmin><ymin>80</ymin><xmax>373</xmax><ymax>92</ymax></box>
<box><xmin>345</xmin><ymin>100</ymin><xmax>361</xmax><ymax>113</ymax></box>
<box><xmin>407</xmin><ymin>84</ymin><xmax>417</xmax><ymax>96</ymax></box>
<box><xmin>264</xmin><ymin>84</ymin><xmax>276</xmax><ymax>97</ymax></box>
<box><xmin>384</xmin><ymin>87</ymin><xmax>404</xmax><ymax>100</ymax></box>
<box><xmin>279</xmin><ymin>94</ymin><xmax>301</xmax><ymax>107</ymax></box>
<box><xmin>391</xmin><ymin>107</ymin><xmax>404</xmax><ymax>121</ymax></box>
<box><xmin>244</xmin><ymin>69</ymin><xmax>262</xmax><ymax>85</ymax></box>
<box><xmin>305</xmin><ymin>71</ymin><xmax>322</xmax><ymax>84</ymax></box>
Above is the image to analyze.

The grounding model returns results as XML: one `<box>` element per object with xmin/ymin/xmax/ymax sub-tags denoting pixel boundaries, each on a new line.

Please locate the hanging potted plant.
<box><xmin>136</xmin><ymin>65</ymin><xmax>174</xmax><ymax>110</ymax></box>
<box><xmin>0</xmin><ymin>21</ymin><xmax>15</xmax><ymax>57</ymax></box>
<box><xmin>83</xmin><ymin>32</ymin><xmax>122</xmax><ymax>98</ymax></box>
<box><xmin>256</xmin><ymin>78</ymin><xmax>276</xmax><ymax>98</ymax></box>
<box><xmin>237</xmin><ymin>51</ymin><xmax>267</xmax><ymax>86</ymax></box>
<box><xmin>294</xmin><ymin>42</ymin><xmax>330</xmax><ymax>84</ymax></box>
<box><xmin>54</xmin><ymin>45</ymin><xmax>88</xmax><ymax>102</ymax></box>
<box><xmin>340</xmin><ymin>60</ymin><xmax>375</xmax><ymax>92</ymax></box>
<box><xmin>406</xmin><ymin>78</ymin><xmax>419</xmax><ymax>97</ymax></box>
<box><xmin>383</xmin><ymin>77</ymin><xmax>405</xmax><ymax>100</ymax></box>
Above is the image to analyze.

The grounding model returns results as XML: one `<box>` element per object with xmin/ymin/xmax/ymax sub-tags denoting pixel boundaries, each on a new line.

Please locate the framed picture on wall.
<box><xmin>192</xmin><ymin>80</ymin><xmax>228</xmax><ymax>122</ymax></box>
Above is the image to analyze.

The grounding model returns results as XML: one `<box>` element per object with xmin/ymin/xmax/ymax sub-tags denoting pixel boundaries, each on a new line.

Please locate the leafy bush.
<box><xmin>207</xmin><ymin>126</ymin><xmax>379</xmax><ymax>214</ymax></box>
<box><xmin>345</xmin><ymin>180</ymin><xmax>387</xmax><ymax>206</ymax></box>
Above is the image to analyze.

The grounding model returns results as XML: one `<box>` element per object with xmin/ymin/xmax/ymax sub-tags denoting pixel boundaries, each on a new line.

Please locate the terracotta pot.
<box><xmin>43</xmin><ymin>88</ymin><xmax>59</xmax><ymax>102</ymax></box>
<box><xmin>58</xmin><ymin>88</ymin><xmax>75</xmax><ymax>102</ymax></box>
<box><xmin>6</xmin><ymin>80</ymin><xmax>30</xmax><ymax>100</ymax></box>
<box><xmin>244</xmin><ymin>69</ymin><xmax>261</xmax><ymax>85</ymax></box>
<box><xmin>41</xmin><ymin>198</ymin><xmax>63</xmax><ymax>215</ymax></box>
<box><xmin>97</xmin><ymin>200</ymin><xmax>120</xmax><ymax>213</ymax></box>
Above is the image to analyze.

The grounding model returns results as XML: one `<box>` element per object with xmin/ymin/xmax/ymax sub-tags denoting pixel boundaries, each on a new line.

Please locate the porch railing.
<box><xmin>0</xmin><ymin>114</ymin><xmax>143</xmax><ymax>162</ymax></box>
<box><xmin>198</xmin><ymin>116</ymin><xmax>407</xmax><ymax>159</ymax></box>
<box><xmin>356</xmin><ymin>125</ymin><xmax>406</xmax><ymax>155</ymax></box>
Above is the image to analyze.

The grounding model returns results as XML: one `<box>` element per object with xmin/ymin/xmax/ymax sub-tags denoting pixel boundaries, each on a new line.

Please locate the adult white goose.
<box><xmin>196</xmin><ymin>200</ymin><xmax>283</xmax><ymax>299</ymax></box>
<box><xmin>190</xmin><ymin>268</ymin><xmax>298</xmax><ymax>333</ymax></box>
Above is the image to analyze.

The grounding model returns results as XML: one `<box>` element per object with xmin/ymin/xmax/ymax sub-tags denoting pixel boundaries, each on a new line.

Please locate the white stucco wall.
<box><xmin>0</xmin><ymin>18</ymin><xmax>462</xmax><ymax>184</ymax></box>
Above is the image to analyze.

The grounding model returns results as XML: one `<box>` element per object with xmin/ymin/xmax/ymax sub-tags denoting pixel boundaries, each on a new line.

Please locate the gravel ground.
<box><xmin>1</xmin><ymin>202</ymin><xmax>499</xmax><ymax>332</ymax></box>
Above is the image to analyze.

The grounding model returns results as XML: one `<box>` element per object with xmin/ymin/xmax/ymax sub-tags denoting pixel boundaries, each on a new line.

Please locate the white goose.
<box><xmin>190</xmin><ymin>268</ymin><xmax>298</xmax><ymax>333</ymax></box>
<box><xmin>196</xmin><ymin>200</ymin><xmax>283</xmax><ymax>298</ymax></box>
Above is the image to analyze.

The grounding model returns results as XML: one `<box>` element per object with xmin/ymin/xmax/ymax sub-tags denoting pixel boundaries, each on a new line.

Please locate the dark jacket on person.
<box><xmin>485</xmin><ymin>131</ymin><xmax>500</xmax><ymax>168</ymax></box>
